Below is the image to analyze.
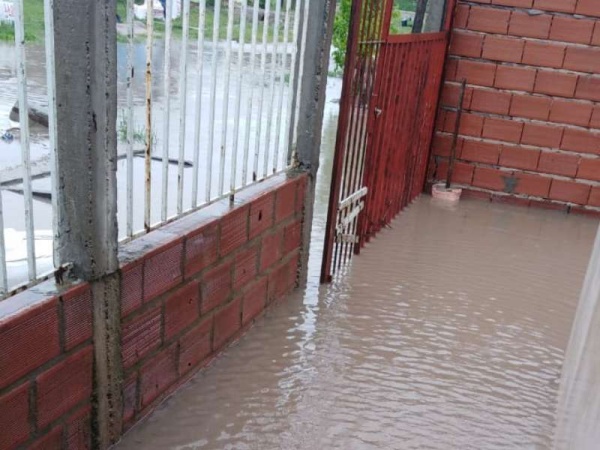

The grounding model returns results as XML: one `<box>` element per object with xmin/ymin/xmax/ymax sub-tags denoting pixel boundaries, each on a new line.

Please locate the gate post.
<box><xmin>53</xmin><ymin>0</ymin><xmax>119</xmax><ymax>279</ymax></box>
<box><xmin>51</xmin><ymin>0</ymin><xmax>122</xmax><ymax>446</ymax></box>
<box><xmin>294</xmin><ymin>0</ymin><xmax>336</xmax><ymax>285</ymax></box>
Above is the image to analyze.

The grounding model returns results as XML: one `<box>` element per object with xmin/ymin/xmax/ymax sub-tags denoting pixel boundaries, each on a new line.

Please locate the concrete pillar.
<box><xmin>423</xmin><ymin>0</ymin><xmax>446</xmax><ymax>33</ymax></box>
<box><xmin>52</xmin><ymin>1</ymin><xmax>122</xmax><ymax>447</ymax></box>
<box><xmin>293</xmin><ymin>0</ymin><xmax>336</xmax><ymax>285</ymax></box>
<box><xmin>413</xmin><ymin>0</ymin><xmax>428</xmax><ymax>33</ymax></box>
<box><xmin>53</xmin><ymin>0</ymin><xmax>119</xmax><ymax>281</ymax></box>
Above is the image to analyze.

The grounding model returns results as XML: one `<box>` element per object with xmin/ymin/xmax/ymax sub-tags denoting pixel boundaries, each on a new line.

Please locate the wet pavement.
<box><xmin>116</xmin><ymin>125</ymin><xmax>598</xmax><ymax>449</ymax></box>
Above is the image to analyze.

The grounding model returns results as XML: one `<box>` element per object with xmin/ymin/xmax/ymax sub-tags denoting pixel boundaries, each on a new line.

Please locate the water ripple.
<box><xmin>117</xmin><ymin>198</ymin><xmax>596</xmax><ymax>450</ymax></box>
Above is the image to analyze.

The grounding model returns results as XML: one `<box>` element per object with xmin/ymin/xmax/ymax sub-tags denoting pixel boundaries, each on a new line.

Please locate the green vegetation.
<box><xmin>118</xmin><ymin>113</ymin><xmax>146</xmax><ymax>144</ymax></box>
<box><xmin>331</xmin><ymin>0</ymin><xmax>351</xmax><ymax>74</ymax></box>
<box><xmin>0</xmin><ymin>0</ymin><xmax>294</xmax><ymax>43</ymax></box>
<box><xmin>0</xmin><ymin>23</ymin><xmax>13</xmax><ymax>41</ymax></box>
<box><xmin>0</xmin><ymin>0</ymin><xmax>45</xmax><ymax>42</ymax></box>
<box><xmin>396</xmin><ymin>0</ymin><xmax>416</xmax><ymax>12</ymax></box>
<box><xmin>117</xmin><ymin>112</ymin><xmax>158</xmax><ymax>146</ymax></box>
<box><xmin>332</xmin><ymin>0</ymin><xmax>412</xmax><ymax>74</ymax></box>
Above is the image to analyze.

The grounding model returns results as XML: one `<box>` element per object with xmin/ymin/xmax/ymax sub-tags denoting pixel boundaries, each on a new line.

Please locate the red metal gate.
<box><xmin>321</xmin><ymin>0</ymin><xmax>454</xmax><ymax>282</ymax></box>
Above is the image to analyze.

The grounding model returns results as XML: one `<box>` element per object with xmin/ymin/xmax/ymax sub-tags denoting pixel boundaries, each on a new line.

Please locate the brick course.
<box><xmin>119</xmin><ymin>173</ymin><xmax>305</xmax><ymax>432</ymax></box>
<box><xmin>430</xmin><ymin>1</ymin><xmax>600</xmax><ymax>214</ymax></box>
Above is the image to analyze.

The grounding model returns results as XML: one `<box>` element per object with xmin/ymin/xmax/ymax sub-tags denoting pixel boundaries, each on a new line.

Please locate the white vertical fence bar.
<box><xmin>191</xmin><ymin>0</ymin><xmax>207</xmax><ymax>208</ymax></box>
<box><xmin>291</xmin><ymin>0</ymin><xmax>310</xmax><ymax>154</ymax></box>
<box><xmin>43</xmin><ymin>0</ymin><xmax>59</xmax><ymax>261</ymax></box>
<box><xmin>263</xmin><ymin>0</ymin><xmax>281</xmax><ymax>179</ymax></box>
<box><xmin>14</xmin><ymin>0</ymin><xmax>36</xmax><ymax>280</ymax></box>
<box><xmin>0</xmin><ymin>197</ymin><xmax>7</xmax><ymax>295</ymax></box>
<box><xmin>284</xmin><ymin>0</ymin><xmax>302</xmax><ymax>164</ymax></box>
<box><xmin>206</xmin><ymin>0</ymin><xmax>222</xmax><ymax>202</ymax></box>
<box><xmin>161</xmin><ymin>0</ymin><xmax>174</xmax><ymax>221</ymax></box>
<box><xmin>230</xmin><ymin>0</ymin><xmax>248</xmax><ymax>198</ymax></box>
<box><xmin>242</xmin><ymin>0</ymin><xmax>260</xmax><ymax>187</ymax></box>
<box><xmin>125</xmin><ymin>0</ymin><xmax>135</xmax><ymax>237</ymax></box>
<box><xmin>94</xmin><ymin>0</ymin><xmax>309</xmax><ymax>247</ymax></box>
<box><xmin>218</xmin><ymin>0</ymin><xmax>235</xmax><ymax>197</ymax></box>
<box><xmin>177</xmin><ymin>0</ymin><xmax>191</xmax><ymax>214</ymax></box>
<box><xmin>273</xmin><ymin>0</ymin><xmax>291</xmax><ymax>173</ymax></box>
<box><xmin>218</xmin><ymin>0</ymin><xmax>233</xmax><ymax>197</ymax></box>
<box><xmin>254</xmin><ymin>0</ymin><xmax>271</xmax><ymax>182</ymax></box>
<box><xmin>144</xmin><ymin>0</ymin><xmax>154</xmax><ymax>231</ymax></box>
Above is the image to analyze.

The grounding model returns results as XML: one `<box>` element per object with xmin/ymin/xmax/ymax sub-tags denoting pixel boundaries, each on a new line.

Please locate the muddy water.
<box><xmin>117</xmin><ymin>173</ymin><xmax>597</xmax><ymax>448</ymax></box>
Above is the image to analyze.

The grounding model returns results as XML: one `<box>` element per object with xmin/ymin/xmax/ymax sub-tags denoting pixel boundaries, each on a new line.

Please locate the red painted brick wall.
<box><xmin>118</xmin><ymin>173</ymin><xmax>305</xmax><ymax>431</ymax></box>
<box><xmin>0</xmin><ymin>285</ymin><xmax>94</xmax><ymax>449</ymax></box>
<box><xmin>430</xmin><ymin>0</ymin><xmax>600</xmax><ymax>214</ymax></box>
<box><xmin>0</xmin><ymin>172</ymin><xmax>307</xmax><ymax>449</ymax></box>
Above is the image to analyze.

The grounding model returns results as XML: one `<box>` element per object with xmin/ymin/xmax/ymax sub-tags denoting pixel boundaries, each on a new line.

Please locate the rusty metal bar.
<box><xmin>144</xmin><ymin>0</ymin><xmax>154</xmax><ymax>231</ymax></box>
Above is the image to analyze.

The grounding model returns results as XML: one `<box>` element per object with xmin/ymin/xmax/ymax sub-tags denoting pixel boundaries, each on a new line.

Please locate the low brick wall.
<box><xmin>0</xmin><ymin>172</ymin><xmax>306</xmax><ymax>449</ymax></box>
<box><xmin>429</xmin><ymin>0</ymin><xmax>600</xmax><ymax>215</ymax></box>
<box><xmin>0</xmin><ymin>285</ymin><xmax>94</xmax><ymax>449</ymax></box>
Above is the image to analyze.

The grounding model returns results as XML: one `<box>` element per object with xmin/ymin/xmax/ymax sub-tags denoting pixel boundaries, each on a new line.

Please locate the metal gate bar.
<box><xmin>322</xmin><ymin>0</ymin><xmax>455</xmax><ymax>282</ymax></box>
<box><xmin>321</xmin><ymin>0</ymin><xmax>388</xmax><ymax>282</ymax></box>
<box><xmin>335</xmin><ymin>0</ymin><xmax>388</xmax><ymax>270</ymax></box>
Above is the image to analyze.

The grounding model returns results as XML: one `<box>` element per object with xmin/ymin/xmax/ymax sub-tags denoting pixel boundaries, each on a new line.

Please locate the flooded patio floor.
<box><xmin>116</xmin><ymin>196</ymin><xmax>598</xmax><ymax>450</ymax></box>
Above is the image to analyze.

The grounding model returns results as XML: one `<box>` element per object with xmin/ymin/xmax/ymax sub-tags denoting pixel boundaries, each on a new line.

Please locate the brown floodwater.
<box><xmin>116</xmin><ymin>192</ymin><xmax>598</xmax><ymax>450</ymax></box>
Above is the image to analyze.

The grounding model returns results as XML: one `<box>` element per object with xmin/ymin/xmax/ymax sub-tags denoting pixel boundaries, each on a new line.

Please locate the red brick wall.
<box><xmin>118</xmin><ymin>173</ymin><xmax>305</xmax><ymax>431</ymax></box>
<box><xmin>0</xmin><ymin>172</ymin><xmax>306</xmax><ymax>449</ymax></box>
<box><xmin>0</xmin><ymin>285</ymin><xmax>94</xmax><ymax>449</ymax></box>
<box><xmin>429</xmin><ymin>0</ymin><xmax>600</xmax><ymax>214</ymax></box>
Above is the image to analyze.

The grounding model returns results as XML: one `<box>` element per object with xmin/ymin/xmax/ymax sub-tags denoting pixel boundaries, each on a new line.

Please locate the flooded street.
<box><xmin>116</xmin><ymin>77</ymin><xmax>598</xmax><ymax>447</ymax></box>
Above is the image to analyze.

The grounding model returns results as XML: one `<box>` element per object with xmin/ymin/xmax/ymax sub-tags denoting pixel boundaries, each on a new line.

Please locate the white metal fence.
<box><xmin>0</xmin><ymin>0</ymin><xmax>59</xmax><ymax>297</ymax></box>
<box><xmin>117</xmin><ymin>0</ymin><xmax>309</xmax><ymax>241</ymax></box>
<box><xmin>0</xmin><ymin>0</ymin><xmax>309</xmax><ymax>298</ymax></box>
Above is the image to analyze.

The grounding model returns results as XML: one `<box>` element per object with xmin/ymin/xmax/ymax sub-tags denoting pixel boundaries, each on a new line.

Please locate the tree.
<box><xmin>332</xmin><ymin>0</ymin><xmax>352</xmax><ymax>73</ymax></box>
<box><xmin>331</xmin><ymin>0</ymin><xmax>408</xmax><ymax>73</ymax></box>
